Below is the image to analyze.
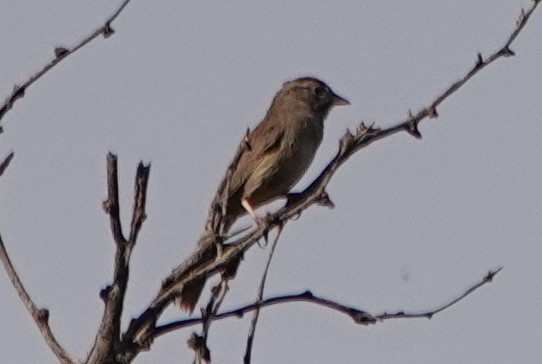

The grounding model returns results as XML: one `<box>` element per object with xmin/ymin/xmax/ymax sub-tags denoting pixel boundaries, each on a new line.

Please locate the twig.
<box><xmin>0</xmin><ymin>152</ymin><xmax>14</xmax><ymax>177</ymax></box>
<box><xmin>189</xmin><ymin>279</ymin><xmax>229</xmax><ymax>363</ymax></box>
<box><xmin>155</xmin><ymin>291</ymin><xmax>373</xmax><ymax>337</ymax></box>
<box><xmin>0</xmin><ymin>143</ymin><xmax>74</xmax><ymax>363</ymax></box>
<box><xmin>0</xmin><ymin>0</ymin><xmax>134</xmax><ymax>124</ymax></box>
<box><xmin>375</xmin><ymin>267</ymin><xmax>504</xmax><ymax>321</ymax></box>
<box><xmin>244</xmin><ymin>224</ymin><xmax>283</xmax><ymax>364</ymax></box>
<box><xmin>154</xmin><ymin>267</ymin><xmax>503</xmax><ymax>336</ymax></box>
<box><xmin>0</xmin><ymin>234</ymin><xmax>78</xmax><ymax>364</ymax></box>
<box><xmin>86</xmin><ymin>153</ymin><xmax>150</xmax><ymax>364</ymax></box>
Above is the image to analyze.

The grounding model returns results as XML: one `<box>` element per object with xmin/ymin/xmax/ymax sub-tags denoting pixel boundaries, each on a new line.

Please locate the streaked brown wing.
<box><xmin>227</xmin><ymin>117</ymin><xmax>284</xmax><ymax>203</ymax></box>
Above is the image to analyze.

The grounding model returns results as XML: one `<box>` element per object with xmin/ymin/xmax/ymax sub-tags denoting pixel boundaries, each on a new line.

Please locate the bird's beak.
<box><xmin>332</xmin><ymin>93</ymin><xmax>350</xmax><ymax>106</ymax></box>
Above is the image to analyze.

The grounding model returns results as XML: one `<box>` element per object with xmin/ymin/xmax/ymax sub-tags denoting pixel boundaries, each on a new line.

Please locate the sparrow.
<box><xmin>179</xmin><ymin>77</ymin><xmax>349</xmax><ymax>312</ymax></box>
<box><xmin>221</xmin><ymin>76</ymin><xmax>349</xmax><ymax>231</ymax></box>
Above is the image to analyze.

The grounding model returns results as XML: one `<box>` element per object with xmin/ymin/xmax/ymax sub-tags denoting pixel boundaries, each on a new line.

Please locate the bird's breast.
<box><xmin>276</xmin><ymin>116</ymin><xmax>324</xmax><ymax>185</ymax></box>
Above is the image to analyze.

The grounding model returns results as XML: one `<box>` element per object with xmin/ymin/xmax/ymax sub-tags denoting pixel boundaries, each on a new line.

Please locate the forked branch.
<box><xmin>86</xmin><ymin>154</ymin><xmax>150</xmax><ymax>364</ymax></box>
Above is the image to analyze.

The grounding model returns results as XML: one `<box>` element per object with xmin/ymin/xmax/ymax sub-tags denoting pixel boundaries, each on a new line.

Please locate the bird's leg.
<box><xmin>241</xmin><ymin>198</ymin><xmax>258</xmax><ymax>220</ymax></box>
<box><xmin>242</xmin><ymin>198</ymin><xmax>272</xmax><ymax>248</ymax></box>
<box><xmin>241</xmin><ymin>198</ymin><xmax>266</xmax><ymax>225</ymax></box>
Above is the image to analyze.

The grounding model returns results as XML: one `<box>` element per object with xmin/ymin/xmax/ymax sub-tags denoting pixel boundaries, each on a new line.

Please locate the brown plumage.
<box><xmin>179</xmin><ymin>77</ymin><xmax>349</xmax><ymax>312</ymax></box>
<box><xmin>222</xmin><ymin>76</ymin><xmax>349</xmax><ymax>231</ymax></box>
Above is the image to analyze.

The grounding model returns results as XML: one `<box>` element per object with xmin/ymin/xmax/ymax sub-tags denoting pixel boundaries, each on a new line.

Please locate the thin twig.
<box><xmin>154</xmin><ymin>267</ymin><xmax>503</xmax><ymax>336</ymax></box>
<box><xmin>375</xmin><ymin>267</ymin><xmax>504</xmax><ymax>321</ymax></box>
<box><xmin>244</xmin><ymin>224</ymin><xmax>283</xmax><ymax>364</ymax></box>
<box><xmin>189</xmin><ymin>279</ymin><xmax>229</xmax><ymax>363</ymax></box>
<box><xmin>0</xmin><ymin>234</ymin><xmax>77</xmax><ymax>364</ymax></box>
<box><xmin>155</xmin><ymin>291</ymin><xmax>373</xmax><ymax>337</ymax></box>
<box><xmin>0</xmin><ymin>152</ymin><xmax>14</xmax><ymax>177</ymax></box>
<box><xmin>0</xmin><ymin>0</ymin><xmax>134</xmax><ymax>124</ymax></box>
<box><xmin>0</xmin><ymin>139</ymin><xmax>73</xmax><ymax>363</ymax></box>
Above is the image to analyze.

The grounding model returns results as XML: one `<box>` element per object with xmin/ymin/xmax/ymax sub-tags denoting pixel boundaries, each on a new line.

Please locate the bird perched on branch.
<box><xmin>221</xmin><ymin>76</ymin><xmax>349</xmax><ymax>231</ymax></box>
<box><xmin>179</xmin><ymin>76</ymin><xmax>349</xmax><ymax>312</ymax></box>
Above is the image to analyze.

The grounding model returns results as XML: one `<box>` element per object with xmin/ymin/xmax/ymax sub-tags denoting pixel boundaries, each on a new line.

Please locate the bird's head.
<box><xmin>272</xmin><ymin>77</ymin><xmax>349</xmax><ymax>116</ymax></box>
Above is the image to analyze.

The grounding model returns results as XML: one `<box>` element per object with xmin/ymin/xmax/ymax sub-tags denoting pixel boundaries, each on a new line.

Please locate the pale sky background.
<box><xmin>1</xmin><ymin>1</ymin><xmax>541</xmax><ymax>363</ymax></box>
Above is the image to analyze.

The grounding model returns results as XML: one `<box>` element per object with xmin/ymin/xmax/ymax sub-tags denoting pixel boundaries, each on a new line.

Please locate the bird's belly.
<box><xmin>246</xmin><ymin>131</ymin><xmax>321</xmax><ymax>205</ymax></box>
<box><xmin>278</xmin><ymin>138</ymin><xmax>318</xmax><ymax>186</ymax></box>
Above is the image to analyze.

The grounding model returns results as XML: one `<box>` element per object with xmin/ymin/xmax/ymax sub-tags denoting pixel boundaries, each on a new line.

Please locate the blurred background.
<box><xmin>1</xmin><ymin>1</ymin><xmax>541</xmax><ymax>363</ymax></box>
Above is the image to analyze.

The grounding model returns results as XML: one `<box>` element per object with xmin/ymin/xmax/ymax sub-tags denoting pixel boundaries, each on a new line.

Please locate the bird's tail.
<box><xmin>178</xmin><ymin>276</ymin><xmax>207</xmax><ymax>314</ymax></box>
<box><xmin>177</xmin><ymin>202</ymin><xmax>245</xmax><ymax>313</ymax></box>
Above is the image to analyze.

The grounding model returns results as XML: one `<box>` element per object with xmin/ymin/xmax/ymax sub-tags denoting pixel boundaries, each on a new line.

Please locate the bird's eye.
<box><xmin>314</xmin><ymin>86</ymin><xmax>328</xmax><ymax>99</ymax></box>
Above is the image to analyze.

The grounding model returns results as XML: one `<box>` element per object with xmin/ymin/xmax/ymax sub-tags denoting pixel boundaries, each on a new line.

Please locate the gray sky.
<box><xmin>1</xmin><ymin>1</ymin><xmax>541</xmax><ymax>363</ymax></box>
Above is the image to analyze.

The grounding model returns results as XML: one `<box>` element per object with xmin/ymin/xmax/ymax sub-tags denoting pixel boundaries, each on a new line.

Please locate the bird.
<box><xmin>221</xmin><ymin>76</ymin><xmax>349</xmax><ymax>232</ymax></box>
<box><xmin>179</xmin><ymin>76</ymin><xmax>349</xmax><ymax>312</ymax></box>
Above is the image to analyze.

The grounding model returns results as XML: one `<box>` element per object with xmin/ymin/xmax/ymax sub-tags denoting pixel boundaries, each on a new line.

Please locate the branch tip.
<box><xmin>260</xmin><ymin>229</ymin><xmax>269</xmax><ymax>248</ymax></box>
<box><xmin>187</xmin><ymin>332</ymin><xmax>211</xmax><ymax>363</ymax></box>
<box><xmin>102</xmin><ymin>199</ymin><xmax>112</xmax><ymax>213</ymax></box>
<box><xmin>428</xmin><ymin>106</ymin><xmax>438</xmax><ymax>118</ymax></box>
<box><xmin>484</xmin><ymin>266</ymin><xmax>503</xmax><ymax>281</ymax></box>
<box><xmin>405</xmin><ymin>122</ymin><xmax>422</xmax><ymax>139</ymax></box>
<box><xmin>368</xmin><ymin>121</ymin><xmax>379</xmax><ymax>131</ymax></box>
<box><xmin>339</xmin><ymin>129</ymin><xmax>355</xmax><ymax>150</ymax></box>
<box><xmin>54</xmin><ymin>47</ymin><xmax>69</xmax><ymax>59</ymax></box>
<box><xmin>317</xmin><ymin>191</ymin><xmax>335</xmax><ymax>209</ymax></box>
<box><xmin>37</xmin><ymin>308</ymin><xmax>50</xmax><ymax>323</ymax></box>
<box><xmin>518</xmin><ymin>8</ymin><xmax>526</xmax><ymax>26</ymax></box>
<box><xmin>501</xmin><ymin>46</ymin><xmax>515</xmax><ymax>57</ymax></box>
<box><xmin>103</xmin><ymin>22</ymin><xmax>115</xmax><ymax>38</ymax></box>
<box><xmin>99</xmin><ymin>286</ymin><xmax>110</xmax><ymax>301</ymax></box>
<box><xmin>0</xmin><ymin>151</ymin><xmax>15</xmax><ymax>177</ymax></box>
<box><xmin>351</xmin><ymin>310</ymin><xmax>376</xmax><ymax>325</ymax></box>
<box><xmin>137</xmin><ymin>161</ymin><xmax>151</xmax><ymax>174</ymax></box>
<box><xmin>355</xmin><ymin>121</ymin><xmax>372</xmax><ymax>136</ymax></box>
<box><xmin>476</xmin><ymin>53</ymin><xmax>484</xmax><ymax>67</ymax></box>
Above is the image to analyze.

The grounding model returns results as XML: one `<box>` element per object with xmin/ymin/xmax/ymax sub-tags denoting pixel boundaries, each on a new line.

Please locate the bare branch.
<box><xmin>0</xmin><ymin>152</ymin><xmax>14</xmax><ymax>177</ymax></box>
<box><xmin>87</xmin><ymin>153</ymin><xmax>150</xmax><ymax>364</ymax></box>
<box><xmin>128</xmin><ymin>162</ymin><xmax>150</xmax><ymax>244</ymax></box>
<box><xmin>411</xmin><ymin>0</ymin><xmax>540</xmax><ymax>127</ymax></box>
<box><xmin>189</xmin><ymin>279</ymin><xmax>229</xmax><ymax>363</ymax></box>
<box><xmin>0</xmin><ymin>0</ymin><xmax>134</xmax><ymax>124</ymax></box>
<box><xmin>102</xmin><ymin>153</ymin><xmax>126</xmax><ymax>246</ymax></box>
<box><xmin>0</xmin><ymin>148</ymin><xmax>74</xmax><ymax>362</ymax></box>
<box><xmin>154</xmin><ymin>267</ymin><xmax>503</xmax><ymax>337</ymax></box>
<box><xmin>155</xmin><ymin>291</ymin><xmax>373</xmax><ymax>337</ymax></box>
<box><xmin>375</xmin><ymin>267</ymin><xmax>504</xmax><ymax>321</ymax></box>
<box><xmin>0</xmin><ymin>234</ymin><xmax>78</xmax><ymax>364</ymax></box>
<box><xmin>244</xmin><ymin>224</ymin><xmax>283</xmax><ymax>364</ymax></box>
